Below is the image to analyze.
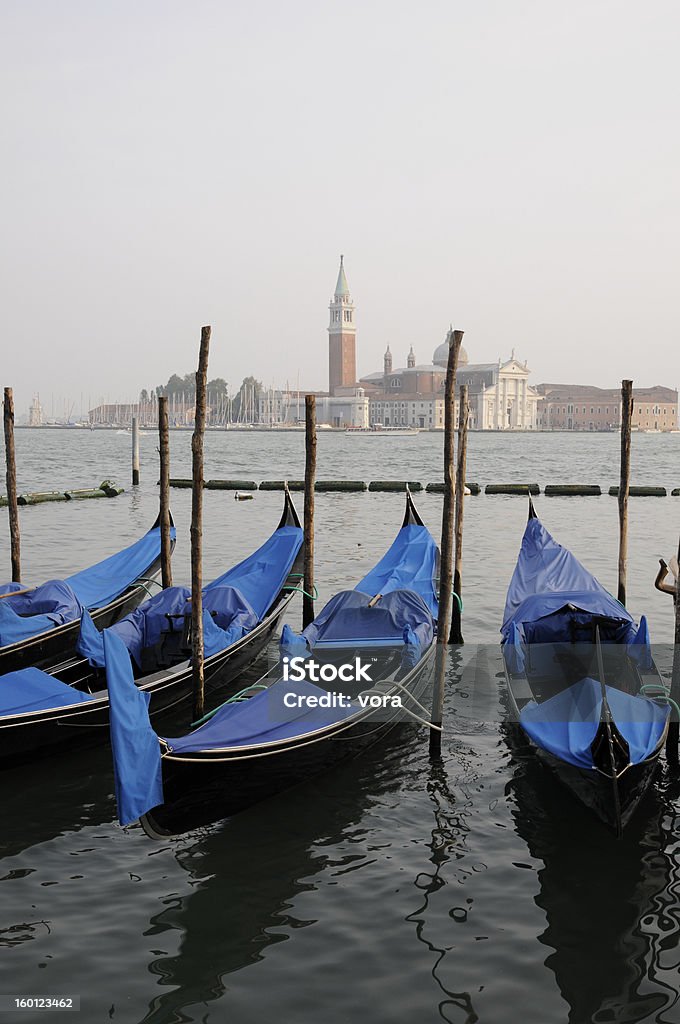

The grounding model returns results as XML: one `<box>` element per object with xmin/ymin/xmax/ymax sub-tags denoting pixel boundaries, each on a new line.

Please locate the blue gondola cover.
<box><xmin>502</xmin><ymin>516</ymin><xmax>644</xmax><ymax>647</ymax></box>
<box><xmin>77</xmin><ymin>522</ymin><xmax>302</xmax><ymax>668</ymax></box>
<box><xmin>0</xmin><ymin>667</ymin><xmax>94</xmax><ymax>716</ymax></box>
<box><xmin>520</xmin><ymin>677</ymin><xmax>669</xmax><ymax>769</ymax></box>
<box><xmin>0</xmin><ymin>522</ymin><xmax>171</xmax><ymax>649</ymax></box>
<box><xmin>164</xmin><ymin>679</ymin><xmax>357</xmax><ymax>753</ymax></box>
<box><xmin>357</xmin><ymin>523</ymin><xmax>439</xmax><ymax>618</ymax></box>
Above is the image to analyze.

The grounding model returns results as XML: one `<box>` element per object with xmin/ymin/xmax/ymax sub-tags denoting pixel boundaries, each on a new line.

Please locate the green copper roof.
<box><xmin>334</xmin><ymin>254</ymin><xmax>350</xmax><ymax>298</ymax></box>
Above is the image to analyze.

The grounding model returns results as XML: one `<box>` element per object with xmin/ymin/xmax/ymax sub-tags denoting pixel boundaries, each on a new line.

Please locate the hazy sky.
<box><xmin>2</xmin><ymin>0</ymin><xmax>678</xmax><ymax>414</ymax></box>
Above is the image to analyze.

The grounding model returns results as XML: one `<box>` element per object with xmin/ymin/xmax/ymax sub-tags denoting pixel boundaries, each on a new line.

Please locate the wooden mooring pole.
<box><xmin>430</xmin><ymin>329</ymin><xmax>464</xmax><ymax>758</ymax></box>
<box><xmin>3</xmin><ymin>388</ymin><xmax>21</xmax><ymax>583</ymax></box>
<box><xmin>450</xmin><ymin>383</ymin><xmax>468</xmax><ymax>645</ymax></box>
<box><xmin>132</xmin><ymin>416</ymin><xmax>140</xmax><ymax>486</ymax></box>
<box><xmin>617</xmin><ymin>379</ymin><xmax>633</xmax><ymax>606</ymax></box>
<box><xmin>191</xmin><ymin>326</ymin><xmax>211</xmax><ymax>722</ymax></box>
<box><xmin>665</xmin><ymin>537</ymin><xmax>680</xmax><ymax>766</ymax></box>
<box><xmin>303</xmin><ymin>394</ymin><xmax>317</xmax><ymax>629</ymax></box>
<box><xmin>158</xmin><ymin>395</ymin><xmax>172</xmax><ymax>589</ymax></box>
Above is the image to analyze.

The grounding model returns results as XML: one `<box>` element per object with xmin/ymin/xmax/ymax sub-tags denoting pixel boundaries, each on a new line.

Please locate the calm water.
<box><xmin>2</xmin><ymin>429</ymin><xmax>680</xmax><ymax>1023</ymax></box>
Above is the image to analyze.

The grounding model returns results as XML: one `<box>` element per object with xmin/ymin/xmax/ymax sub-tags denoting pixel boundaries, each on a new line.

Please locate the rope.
<box><xmin>435</xmin><ymin>577</ymin><xmax>463</xmax><ymax>612</ymax></box>
<box><xmin>190</xmin><ymin>684</ymin><xmax>269</xmax><ymax>727</ymax></box>
<box><xmin>131</xmin><ymin>577</ymin><xmax>163</xmax><ymax>599</ymax></box>
<box><xmin>282</xmin><ymin>584</ymin><xmax>318</xmax><ymax>601</ymax></box>
<box><xmin>639</xmin><ymin>682</ymin><xmax>680</xmax><ymax>720</ymax></box>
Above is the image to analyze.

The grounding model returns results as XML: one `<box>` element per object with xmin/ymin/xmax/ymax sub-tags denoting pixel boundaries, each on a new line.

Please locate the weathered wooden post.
<box><xmin>666</xmin><ymin>539</ymin><xmax>680</xmax><ymax>766</ymax></box>
<box><xmin>430</xmin><ymin>329</ymin><xmax>464</xmax><ymax>758</ymax></box>
<box><xmin>303</xmin><ymin>394</ymin><xmax>317</xmax><ymax>629</ymax></box>
<box><xmin>3</xmin><ymin>388</ymin><xmax>20</xmax><ymax>583</ymax></box>
<box><xmin>158</xmin><ymin>395</ymin><xmax>172</xmax><ymax>589</ymax></box>
<box><xmin>191</xmin><ymin>326</ymin><xmax>211</xmax><ymax>722</ymax></box>
<box><xmin>618</xmin><ymin>379</ymin><xmax>633</xmax><ymax>605</ymax></box>
<box><xmin>132</xmin><ymin>416</ymin><xmax>140</xmax><ymax>486</ymax></box>
<box><xmin>450</xmin><ymin>383</ymin><xmax>468</xmax><ymax>644</ymax></box>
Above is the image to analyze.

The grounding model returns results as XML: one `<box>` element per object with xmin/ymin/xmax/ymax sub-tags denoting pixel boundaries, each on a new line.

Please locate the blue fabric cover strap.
<box><xmin>0</xmin><ymin>667</ymin><xmax>94</xmax><ymax>716</ymax></box>
<box><xmin>104</xmin><ymin>629</ymin><xmax>163</xmax><ymax>826</ymax></box>
<box><xmin>520</xmin><ymin>677</ymin><xmax>669</xmax><ymax>769</ymax></box>
<box><xmin>164</xmin><ymin>679</ymin><xmax>357</xmax><ymax>753</ymax></box>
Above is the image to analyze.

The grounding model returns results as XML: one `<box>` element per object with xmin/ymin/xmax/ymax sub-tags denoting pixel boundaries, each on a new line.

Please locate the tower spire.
<box><xmin>334</xmin><ymin>254</ymin><xmax>350</xmax><ymax>299</ymax></box>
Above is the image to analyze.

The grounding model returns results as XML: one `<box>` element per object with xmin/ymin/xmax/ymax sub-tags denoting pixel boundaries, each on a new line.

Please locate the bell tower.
<box><xmin>328</xmin><ymin>255</ymin><xmax>357</xmax><ymax>395</ymax></box>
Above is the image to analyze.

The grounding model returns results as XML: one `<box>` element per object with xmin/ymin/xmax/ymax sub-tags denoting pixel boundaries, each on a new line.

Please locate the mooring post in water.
<box><xmin>158</xmin><ymin>395</ymin><xmax>172</xmax><ymax>589</ymax></box>
<box><xmin>191</xmin><ymin>326</ymin><xmax>211</xmax><ymax>722</ymax></box>
<box><xmin>450</xmin><ymin>383</ymin><xmax>469</xmax><ymax>645</ymax></box>
<box><xmin>3</xmin><ymin>387</ymin><xmax>20</xmax><ymax>583</ymax></box>
<box><xmin>665</xmin><ymin>538</ymin><xmax>680</xmax><ymax>766</ymax></box>
<box><xmin>132</xmin><ymin>416</ymin><xmax>140</xmax><ymax>486</ymax></box>
<box><xmin>430</xmin><ymin>329</ymin><xmax>464</xmax><ymax>758</ymax></box>
<box><xmin>618</xmin><ymin>379</ymin><xmax>633</xmax><ymax>605</ymax></box>
<box><xmin>303</xmin><ymin>394</ymin><xmax>317</xmax><ymax>629</ymax></box>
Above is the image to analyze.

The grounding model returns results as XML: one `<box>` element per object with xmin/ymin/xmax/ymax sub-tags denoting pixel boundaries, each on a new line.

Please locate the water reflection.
<box><xmin>505</xmin><ymin>730</ymin><xmax>680</xmax><ymax>1024</ymax></box>
<box><xmin>407</xmin><ymin>759</ymin><xmax>479</xmax><ymax>1024</ymax></box>
<box><xmin>139</xmin><ymin>729</ymin><xmax>422</xmax><ymax>1024</ymax></box>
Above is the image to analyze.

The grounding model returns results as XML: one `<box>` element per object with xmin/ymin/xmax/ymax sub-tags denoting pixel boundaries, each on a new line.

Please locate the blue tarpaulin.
<box><xmin>65</xmin><ymin>524</ymin><xmax>173</xmax><ymax>609</ymax></box>
<box><xmin>520</xmin><ymin>677</ymin><xmax>669</xmax><ymax>769</ymax></box>
<box><xmin>281</xmin><ymin>516</ymin><xmax>438</xmax><ymax>655</ymax></box>
<box><xmin>77</xmin><ymin>520</ymin><xmax>301</xmax><ymax>668</ymax></box>
<box><xmin>0</xmin><ymin>667</ymin><xmax>94</xmax><ymax>716</ymax></box>
<box><xmin>164</xmin><ymin>679</ymin><xmax>357</xmax><ymax>753</ymax></box>
<box><xmin>294</xmin><ymin>589</ymin><xmax>434</xmax><ymax>650</ymax></box>
<box><xmin>357</xmin><ymin>524</ymin><xmax>439</xmax><ymax>618</ymax></box>
<box><xmin>104</xmin><ymin>630</ymin><xmax>163</xmax><ymax>826</ymax></box>
<box><xmin>0</xmin><ymin>522</ymin><xmax>169</xmax><ymax>650</ymax></box>
<box><xmin>502</xmin><ymin>516</ymin><xmax>640</xmax><ymax>646</ymax></box>
<box><xmin>204</xmin><ymin>525</ymin><xmax>303</xmax><ymax>619</ymax></box>
<box><xmin>0</xmin><ymin>597</ymin><xmax>81</xmax><ymax>648</ymax></box>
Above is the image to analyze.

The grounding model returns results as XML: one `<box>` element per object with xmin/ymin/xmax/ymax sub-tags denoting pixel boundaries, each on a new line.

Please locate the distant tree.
<box><xmin>208</xmin><ymin>377</ymin><xmax>228</xmax><ymax>397</ymax></box>
<box><xmin>139</xmin><ymin>388</ymin><xmax>149</xmax><ymax>403</ymax></box>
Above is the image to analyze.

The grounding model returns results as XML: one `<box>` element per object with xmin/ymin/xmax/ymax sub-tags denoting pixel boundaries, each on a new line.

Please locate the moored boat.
<box><xmin>106</xmin><ymin>490</ymin><xmax>441</xmax><ymax>837</ymax></box>
<box><xmin>0</xmin><ymin>491</ymin><xmax>303</xmax><ymax>763</ymax></box>
<box><xmin>501</xmin><ymin>500</ymin><xmax>670</xmax><ymax>834</ymax></box>
<box><xmin>0</xmin><ymin>514</ymin><xmax>175</xmax><ymax>673</ymax></box>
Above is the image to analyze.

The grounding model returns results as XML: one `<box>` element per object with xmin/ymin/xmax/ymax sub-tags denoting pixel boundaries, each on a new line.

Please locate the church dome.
<box><xmin>433</xmin><ymin>337</ymin><xmax>468</xmax><ymax>368</ymax></box>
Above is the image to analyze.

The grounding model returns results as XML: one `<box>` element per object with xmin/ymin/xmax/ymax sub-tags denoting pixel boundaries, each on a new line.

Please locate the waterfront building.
<box><xmin>28</xmin><ymin>395</ymin><xmax>43</xmax><ymax>426</ymax></box>
<box><xmin>536</xmin><ymin>384</ymin><xmax>678</xmax><ymax>431</ymax></box>
<box><xmin>258</xmin><ymin>388</ymin><xmax>369</xmax><ymax>429</ymax></box>
<box><xmin>361</xmin><ymin>340</ymin><xmax>539</xmax><ymax>429</ymax></box>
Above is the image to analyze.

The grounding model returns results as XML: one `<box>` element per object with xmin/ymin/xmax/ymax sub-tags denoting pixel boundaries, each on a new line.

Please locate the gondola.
<box><xmin>0</xmin><ymin>491</ymin><xmax>303</xmax><ymax>763</ymax></box>
<box><xmin>106</xmin><ymin>490</ymin><xmax>440</xmax><ymax>838</ymax></box>
<box><xmin>0</xmin><ymin>513</ymin><xmax>176</xmax><ymax>674</ymax></box>
<box><xmin>501</xmin><ymin>499</ymin><xmax>670</xmax><ymax>835</ymax></box>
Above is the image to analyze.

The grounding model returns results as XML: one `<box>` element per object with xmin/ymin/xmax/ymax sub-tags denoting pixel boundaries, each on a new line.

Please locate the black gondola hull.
<box><xmin>141</xmin><ymin>644</ymin><xmax>436</xmax><ymax>838</ymax></box>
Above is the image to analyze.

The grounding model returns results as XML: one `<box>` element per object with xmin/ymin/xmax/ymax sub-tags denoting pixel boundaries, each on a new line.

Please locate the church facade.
<box><xmin>360</xmin><ymin>341</ymin><xmax>539</xmax><ymax>429</ymax></box>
